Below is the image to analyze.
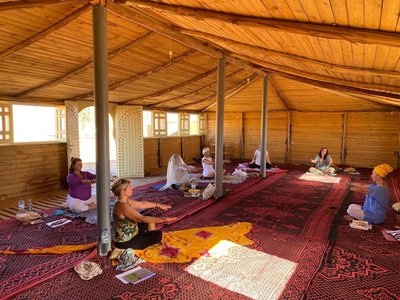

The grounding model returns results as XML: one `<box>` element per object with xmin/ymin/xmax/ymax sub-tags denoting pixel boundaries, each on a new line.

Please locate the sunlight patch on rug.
<box><xmin>299</xmin><ymin>173</ymin><xmax>341</xmax><ymax>184</ymax></box>
<box><xmin>186</xmin><ymin>240</ymin><xmax>297</xmax><ymax>300</ymax></box>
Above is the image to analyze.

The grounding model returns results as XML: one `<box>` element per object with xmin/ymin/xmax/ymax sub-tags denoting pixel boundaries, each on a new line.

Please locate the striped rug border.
<box><xmin>0</xmin><ymin>194</ymin><xmax>67</xmax><ymax>221</ymax></box>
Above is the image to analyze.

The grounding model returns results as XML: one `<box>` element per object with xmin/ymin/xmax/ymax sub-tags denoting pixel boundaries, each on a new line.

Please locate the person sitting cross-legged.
<box><xmin>111</xmin><ymin>178</ymin><xmax>177</xmax><ymax>250</ymax></box>
<box><xmin>346</xmin><ymin>164</ymin><xmax>393</xmax><ymax>224</ymax></box>
<box><xmin>309</xmin><ymin>147</ymin><xmax>335</xmax><ymax>175</ymax></box>
<box><xmin>159</xmin><ymin>154</ymin><xmax>196</xmax><ymax>191</ymax></box>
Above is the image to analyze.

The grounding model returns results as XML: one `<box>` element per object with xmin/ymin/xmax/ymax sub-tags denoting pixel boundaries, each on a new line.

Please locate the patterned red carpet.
<box><xmin>306</xmin><ymin>170</ymin><xmax>400</xmax><ymax>299</ymax></box>
<box><xmin>0</xmin><ymin>215</ymin><xmax>97</xmax><ymax>300</ymax></box>
<box><xmin>3</xmin><ymin>169</ymin><xmax>357</xmax><ymax>300</ymax></box>
<box><xmin>0</xmin><ymin>175</ymin><xmax>264</xmax><ymax>300</ymax></box>
<box><xmin>132</xmin><ymin>176</ymin><xmax>265</xmax><ymax>227</ymax></box>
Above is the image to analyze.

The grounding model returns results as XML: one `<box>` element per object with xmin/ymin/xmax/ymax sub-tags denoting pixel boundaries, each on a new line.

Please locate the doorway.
<box><xmin>78</xmin><ymin>106</ymin><xmax>116</xmax><ymax>176</ymax></box>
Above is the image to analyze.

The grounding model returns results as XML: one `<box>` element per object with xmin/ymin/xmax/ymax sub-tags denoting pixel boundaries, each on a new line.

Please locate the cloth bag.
<box><xmin>202</xmin><ymin>183</ymin><xmax>216</xmax><ymax>200</ymax></box>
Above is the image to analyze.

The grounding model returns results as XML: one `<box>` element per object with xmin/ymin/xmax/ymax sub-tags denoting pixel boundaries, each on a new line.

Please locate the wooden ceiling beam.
<box><xmin>269</xmin><ymin>77</ymin><xmax>289</xmax><ymax>110</ymax></box>
<box><xmin>261</xmin><ymin>65</ymin><xmax>400</xmax><ymax>103</ymax></box>
<box><xmin>0</xmin><ymin>4</ymin><xmax>90</xmax><ymax>61</ymax></box>
<box><xmin>117</xmin><ymin>0</ymin><xmax>400</xmax><ymax>48</ymax></box>
<box><xmin>16</xmin><ymin>31</ymin><xmax>156</xmax><ymax>98</ymax></box>
<box><xmin>234</xmin><ymin>54</ymin><xmax>400</xmax><ymax>96</ymax></box>
<box><xmin>0</xmin><ymin>94</ymin><xmax>64</xmax><ymax>105</ymax></box>
<box><xmin>168</xmin><ymin>73</ymin><xmax>258</xmax><ymax>110</ymax></box>
<box><xmin>200</xmin><ymin>73</ymin><xmax>260</xmax><ymax>112</ymax></box>
<box><xmin>108</xmin><ymin>2</ymin><xmax>266</xmax><ymax>76</ymax></box>
<box><xmin>149</xmin><ymin>69</ymin><xmax>245</xmax><ymax>108</ymax></box>
<box><xmin>121</xmin><ymin>67</ymin><xmax>218</xmax><ymax>104</ymax></box>
<box><xmin>0</xmin><ymin>0</ymin><xmax>86</xmax><ymax>11</ymax></box>
<box><xmin>72</xmin><ymin>49</ymin><xmax>196</xmax><ymax>100</ymax></box>
<box><xmin>108</xmin><ymin>1</ymin><xmax>222</xmax><ymax>58</ymax></box>
<box><xmin>182</xmin><ymin>29</ymin><xmax>400</xmax><ymax>79</ymax></box>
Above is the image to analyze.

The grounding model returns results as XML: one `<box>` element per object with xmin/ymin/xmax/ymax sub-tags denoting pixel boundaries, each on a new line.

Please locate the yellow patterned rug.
<box><xmin>135</xmin><ymin>222</ymin><xmax>253</xmax><ymax>263</ymax></box>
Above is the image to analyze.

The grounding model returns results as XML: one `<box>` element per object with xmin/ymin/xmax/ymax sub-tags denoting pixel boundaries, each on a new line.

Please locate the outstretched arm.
<box><xmin>128</xmin><ymin>199</ymin><xmax>171</xmax><ymax>211</ymax></box>
<box><xmin>116</xmin><ymin>202</ymin><xmax>177</xmax><ymax>224</ymax></box>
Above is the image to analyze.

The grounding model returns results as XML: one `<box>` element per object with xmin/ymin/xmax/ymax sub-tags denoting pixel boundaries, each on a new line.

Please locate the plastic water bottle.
<box><xmin>100</xmin><ymin>228</ymin><xmax>110</xmax><ymax>269</ymax></box>
<box><xmin>27</xmin><ymin>199</ymin><xmax>33</xmax><ymax>212</ymax></box>
<box><xmin>99</xmin><ymin>228</ymin><xmax>110</xmax><ymax>256</ymax></box>
<box><xmin>18</xmin><ymin>197</ymin><xmax>25</xmax><ymax>213</ymax></box>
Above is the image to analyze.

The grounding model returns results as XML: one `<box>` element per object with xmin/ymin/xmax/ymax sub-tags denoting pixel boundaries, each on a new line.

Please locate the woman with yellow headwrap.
<box><xmin>346</xmin><ymin>164</ymin><xmax>393</xmax><ymax>224</ymax></box>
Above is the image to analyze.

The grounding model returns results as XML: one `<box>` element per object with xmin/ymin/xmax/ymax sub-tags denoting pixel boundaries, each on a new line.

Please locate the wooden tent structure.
<box><xmin>0</xmin><ymin>0</ymin><xmax>400</xmax><ymax>201</ymax></box>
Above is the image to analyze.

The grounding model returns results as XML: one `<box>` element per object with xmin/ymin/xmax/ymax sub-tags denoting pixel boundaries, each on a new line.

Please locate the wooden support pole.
<box><xmin>92</xmin><ymin>4</ymin><xmax>111</xmax><ymax>254</ymax></box>
<box><xmin>214</xmin><ymin>57</ymin><xmax>225</xmax><ymax>199</ymax></box>
<box><xmin>259</xmin><ymin>76</ymin><xmax>268</xmax><ymax>177</ymax></box>
<box><xmin>340</xmin><ymin>112</ymin><xmax>347</xmax><ymax>165</ymax></box>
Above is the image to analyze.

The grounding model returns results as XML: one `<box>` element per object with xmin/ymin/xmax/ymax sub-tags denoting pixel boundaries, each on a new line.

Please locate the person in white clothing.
<box><xmin>159</xmin><ymin>154</ymin><xmax>196</xmax><ymax>191</ymax></box>
<box><xmin>249</xmin><ymin>146</ymin><xmax>272</xmax><ymax>169</ymax></box>
<box><xmin>202</xmin><ymin>147</ymin><xmax>216</xmax><ymax>178</ymax></box>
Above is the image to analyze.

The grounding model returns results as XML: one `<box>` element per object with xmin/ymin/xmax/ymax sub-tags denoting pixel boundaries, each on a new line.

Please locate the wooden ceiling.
<box><xmin>0</xmin><ymin>0</ymin><xmax>399</xmax><ymax>112</ymax></box>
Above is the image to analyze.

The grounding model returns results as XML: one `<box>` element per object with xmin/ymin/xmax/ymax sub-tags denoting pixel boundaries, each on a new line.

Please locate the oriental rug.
<box><xmin>167</xmin><ymin>170</ymin><xmax>350</xmax><ymax>242</ymax></box>
<box><xmin>132</xmin><ymin>176</ymin><xmax>264</xmax><ymax>228</ymax></box>
<box><xmin>306</xmin><ymin>171</ymin><xmax>400</xmax><ymax>299</ymax></box>
<box><xmin>7</xmin><ymin>169</ymin><xmax>352</xmax><ymax>300</ymax></box>
<box><xmin>9</xmin><ymin>225</ymin><xmax>329</xmax><ymax>300</ymax></box>
<box><xmin>0</xmin><ymin>216</ymin><xmax>97</xmax><ymax>300</ymax></box>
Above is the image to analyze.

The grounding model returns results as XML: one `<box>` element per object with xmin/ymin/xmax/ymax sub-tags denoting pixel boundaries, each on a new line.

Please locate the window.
<box><xmin>56</xmin><ymin>107</ymin><xmax>66</xmax><ymax>140</ymax></box>
<box><xmin>0</xmin><ymin>102</ymin><xmax>12</xmax><ymax>143</ymax></box>
<box><xmin>154</xmin><ymin>111</ymin><xmax>166</xmax><ymax>137</ymax></box>
<box><xmin>189</xmin><ymin>114</ymin><xmax>199</xmax><ymax>135</ymax></box>
<box><xmin>142</xmin><ymin>110</ymin><xmax>202</xmax><ymax>137</ymax></box>
<box><xmin>167</xmin><ymin>113</ymin><xmax>179</xmax><ymax>136</ymax></box>
<box><xmin>143</xmin><ymin>110</ymin><xmax>153</xmax><ymax>137</ymax></box>
<box><xmin>199</xmin><ymin>114</ymin><xmax>207</xmax><ymax>134</ymax></box>
<box><xmin>180</xmin><ymin>113</ymin><xmax>189</xmax><ymax>136</ymax></box>
<box><xmin>13</xmin><ymin>104</ymin><xmax>66</xmax><ymax>143</ymax></box>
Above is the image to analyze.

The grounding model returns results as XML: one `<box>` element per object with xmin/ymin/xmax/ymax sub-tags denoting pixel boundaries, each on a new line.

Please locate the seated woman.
<box><xmin>346</xmin><ymin>164</ymin><xmax>393</xmax><ymax>224</ymax></box>
<box><xmin>202</xmin><ymin>147</ymin><xmax>215</xmax><ymax>178</ymax></box>
<box><xmin>66</xmin><ymin>157</ymin><xmax>96</xmax><ymax>213</ymax></box>
<box><xmin>309</xmin><ymin>147</ymin><xmax>335</xmax><ymax>175</ymax></box>
<box><xmin>159</xmin><ymin>154</ymin><xmax>196</xmax><ymax>191</ymax></box>
<box><xmin>111</xmin><ymin>178</ymin><xmax>177</xmax><ymax>250</ymax></box>
<box><xmin>249</xmin><ymin>146</ymin><xmax>272</xmax><ymax>169</ymax></box>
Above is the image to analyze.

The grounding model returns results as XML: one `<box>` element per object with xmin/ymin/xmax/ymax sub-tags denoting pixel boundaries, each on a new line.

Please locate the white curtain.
<box><xmin>115</xmin><ymin>106</ymin><xmax>144</xmax><ymax>178</ymax></box>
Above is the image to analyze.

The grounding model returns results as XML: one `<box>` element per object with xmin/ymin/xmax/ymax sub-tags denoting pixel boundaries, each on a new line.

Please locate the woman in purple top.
<box><xmin>66</xmin><ymin>157</ymin><xmax>96</xmax><ymax>213</ymax></box>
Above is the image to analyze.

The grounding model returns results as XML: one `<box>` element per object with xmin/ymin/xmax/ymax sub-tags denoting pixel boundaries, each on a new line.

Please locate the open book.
<box><xmin>116</xmin><ymin>266</ymin><xmax>155</xmax><ymax>284</ymax></box>
<box><xmin>350</xmin><ymin>220</ymin><xmax>372</xmax><ymax>231</ymax></box>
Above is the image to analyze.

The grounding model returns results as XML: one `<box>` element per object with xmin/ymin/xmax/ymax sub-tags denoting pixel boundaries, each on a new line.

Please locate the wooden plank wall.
<box><xmin>206</xmin><ymin>111</ymin><xmax>289</xmax><ymax>164</ymax></box>
<box><xmin>143</xmin><ymin>136</ymin><xmax>201</xmax><ymax>175</ymax></box>
<box><xmin>182</xmin><ymin>136</ymin><xmax>202</xmax><ymax>164</ymax></box>
<box><xmin>0</xmin><ymin>143</ymin><xmax>67</xmax><ymax>203</ymax></box>
<box><xmin>206</xmin><ymin>112</ymin><xmax>244</xmax><ymax>159</ymax></box>
<box><xmin>143</xmin><ymin>138</ymin><xmax>160</xmax><ymax>175</ymax></box>
<box><xmin>345</xmin><ymin>112</ymin><xmax>400</xmax><ymax>168</ymax></box>
<box><xmin>290</xmin><ymin>112</ymin><xmax>343</xmax><ymax>165</ymax></box>
<box><xmin>206</xmin><ymin>111</ymin><xmax>400</xmax><ymax>168</ymax></box>
<box><xmin>244</xmin><ymin>111</ymin><xmax>288</xmax><ymax>163</ymax></box>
